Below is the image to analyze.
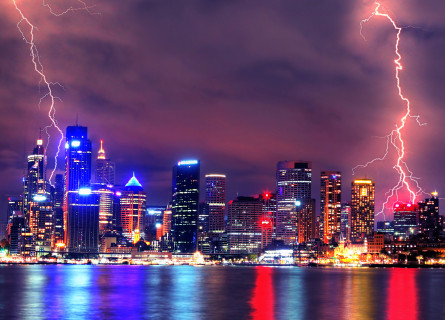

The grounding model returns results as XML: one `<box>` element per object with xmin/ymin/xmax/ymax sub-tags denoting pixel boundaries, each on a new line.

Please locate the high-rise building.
<box><xmin>96</xmin><ymin>140</ymin><xmax>115</xmax><ymax>185</ymax></box>
<box><xmin>418</xmin><ymin>192</ymin><xmax>441</xmax><ymax>242</ymax></box>
<box><xmin>172</xmin><ymin>160</ymin><xmax>200</xmax><ymax>253</ymax></box>
<box><xmin>393</xmin><ymin>202</ymin><xmax>419</xmax><ymax>240</ymax></box>
<box><xmin>320</xmin><ymin>171</ymin><xmax>341</xmax><ymax>243</ymax></box>
<box><xmin>64</xmin><ymin>125</ymin><xmax>92</xmax><ymax>192</ymax></box>
<box><xmin>92</xmin><ymin>183</ymin><xmax>115</xmax><ymax>235</ymax></box>
<box><xmin>376</xmin><ymin>221</ymin><xmax>395</xmax><ymax>235</ymax></box>
<box><xmin>120</xmin><ymin>174</ymin><xmax>147</xmax><ymax>243</ymax></box>
<box><xmin>276</xmin><ymin>161</ymin><xmax>312</xmax><ymax>245</ymax></box>
<box><xmin>297</xmin><ymin>198</ymin><xmax>316</xmax><ymax>243</ymax></box>
<box><xmin>205</xmin><ymin>174</ymin><xmax>226</xmax><ymax>234</ymax></box>
<box><xmin>23</xmin><ymin>138</ymin><xmax>47</xmax><ymax>221</ymax></box>
<box><xmin>350</xmin><ymin>179</ymin><xmax>375</xmax><ymax>242</ymax></box>
<box><xmin>7</xmin><ymin>196</ymin><xmax>23</xmax><ymax>224</ymax></box>
<box><xmin>64</xmin><ymin>125</ymin><xmax>99</xmax><ymax>253</ymax></box>
<box><xmin>340</xmin><ymin>202</ymin><xmax>351</xmax><ymax>241</ymax></box>
<box><xmin>227</xmin><ymin>196</ymin><xmax>263</xmax><ymax>254</ymax></box>
<box><xmin>259</xmin><ymin>192</ymin><xmax>276</xmax><ymax>249</ymax></box>
<box><xmin>53</xmin><ymin>174</ymin><xmax>64</xmax><ymax>245</ymax></box>
<box><xmin>65</xmin><ymin>190</ymin><xmax>100</xmax><ymax>253</ymax></box>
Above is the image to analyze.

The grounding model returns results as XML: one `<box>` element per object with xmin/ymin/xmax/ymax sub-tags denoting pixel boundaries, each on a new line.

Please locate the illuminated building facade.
<box><xmin>418</xmin><ymin>192</ymin><xmax>441</xmax><ymax>242</ymax></box>
<box><xmin>227</xmin><ymin>196</ymin><xmax>263</xmax><ymax>254</ymax></box>
<box><xmin>320</xmin><ymin>171</ymin><xmax>341</xmax><ymax>243</ymax></box>
<box><xmin>120</xmin><ymin>174</ymin><xmax>146</xmax><ymax>243</ymax></box>
<box><xmin>350</xmin><ymin>179</ymin><xmax>375</xmax><ymax>242</ymax></box>
<box><xmin>92</xmin><ymin>183</ymin><xmax>115</xmax><ymax>235</ymax></box>
<box><xmin>393</xmin><ymin>202</ymin><xmax>419</xmax><ymax>240</ymax></box>
<box><xmin>65</xmin><ymin>190</ymin><xmax>100</xmax><ymax>253</ymax></box>
<box><xmin>172</xmin><ymin>160</ymin><xmax>200</xmax><ymax>253</ymax></box>
<box><xmin>96</xmin><ymin>140</ymin><xmax>115</xmax><ymax>185</ymax></box>
<box><xmin>276</xmin><ymin>161</ymin><xmax>312</xmax><ymax>245</ymax></box>
<box><xmin>259</xmin><ymin>192</ymin><xmax>276</xmax><ymax>248</ymax></box>
<box><xmin>23</xmin><ymin>138</ymin><xmax>46</xmax><ymax>221</ymax></box>
<box><xmin>145</xmin><ymin>206</ymin><xmax>165</xmax><ymax>241</ymax></box>
<box><xmin>340</xmin><ymin>202</ymin><xmax>351</xmax><ymax>241</ymax></box>
<box><xmin>64</xmin><ymin>125</ymin><xmax>92</xmax><ymax>191</ymax></box>
<box><xmin>205</xmin><ymin>174</ymin><xmax>226</xmax><ymax>234</ymax></box>
<box><xmin>64</xmin><ymin>125</ymin><xmax>99</xmax><ymax>253</ymax></box>
<box><xmin>53</xmin><ymin>174</ymin><xmax>64</xmax><ymax>244</ymax></box>
<box><xmin>33</xmin><ymin>202</ymin><xmax>54</xmax><ymax>255</ymax></box>
<box><xmin>376</xmin><ymin>221</ymin><xmax>395</xmax><ymax>235</ymax></box>
<box><xmin>297</xmin><ymin>199</ymin><xmax>316</xmax><ymax>243</ymax></box>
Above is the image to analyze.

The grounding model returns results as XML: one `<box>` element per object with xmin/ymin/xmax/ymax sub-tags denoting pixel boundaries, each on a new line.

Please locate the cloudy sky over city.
<box><xmin>1</xmin><ymin>0</ymin><xmax>445</xmax><ymax>216</ymax></box>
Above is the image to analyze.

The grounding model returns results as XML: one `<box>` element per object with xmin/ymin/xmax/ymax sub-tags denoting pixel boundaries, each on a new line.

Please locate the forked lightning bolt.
<box><xmin>11</xmin><ymin>0</ymin><xmax>95</xmax><ymax>184</ymax></box>
<box><xmin>355</xmin><ymin>2</ymin><xmax>428</xmax><ymax>215</ymax></box>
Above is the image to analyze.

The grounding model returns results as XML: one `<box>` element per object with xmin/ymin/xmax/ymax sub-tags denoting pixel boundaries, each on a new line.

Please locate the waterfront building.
<box><xmin>227</xmin><ymin>196</ymin><xmax>263</xmax><ymax>254</ymax></box>
<box><xmin>259</xmin><ymin>192</ymin><xmax>276</xmax><ymax>249</ymax></box>
<box><xmin>64</xmin><ymin>125</ymin><xmax>99</xmax><ymax>253</ymax></box>
<box><xmin>276</xmin><ymin>161</ymin><xmax>312</xmax><ymax>245</ymax></box>
<box><xmin>320</xmin><ymin>171</ymin><xmax>341</xmax><ymax>243</ymax></box>
<box><xmin>120</xmin><ymin>173</ymin><xmax>146</xmax><ymax>243</ymax></box>
<box><xmin>65</xmin><ymin>190</ymin><xmax>100</xmax><ymax>253</ymax></box>
<box><xmin>23</xmin><ymin>138</ymin><xmax>46</xmax><ymax>220</ymax></box>
<box><xmin>340</xmin><ymin>202</ymin><xmax>351</xmax><ymax>241</ymax></box>
<box><xmin>92</xmin><ymin>183</ymin><xmax>115</xmax><ymax>235</ymax></box>
<box><xmin>350</xmin><ymin>179</ymin><xmax>375</xmax><ymax>242</ymax></box>
<box><xmin>95</xmin><ymin>140</ymin><xmax>115</xmax><ymax>185</ymax></box>
<box><xmin>205</xmin><ymin>174</ymin><xmax>226</xmax><ymax>234</ymax></box>
<box><xmin>418</xmin><ymin>192</ymin><xmax>441</xmax><ymax>242</ymax></box>
<box><xmin>53</xmin><ymin>174</ymin><xmax>64</xmax><ymax>245</ymax></box>
<box><xmin>64</xmin><ymin>125</ymin><xmax>92</xmax><ymax>191</ymax></box>
<box><xmin>297</xmin><ymin>199</ymin><xmax>316</xmax><ymax>244</ymax></box>
<box><xmin>171</xmin><ymin>160</ymin><xmax>200</xmax><ymax>253</ymax></box>
<box><xmin>393</xmin><ymin>202</ymin><xmax>419</xmax><ymax>240</ymax></box>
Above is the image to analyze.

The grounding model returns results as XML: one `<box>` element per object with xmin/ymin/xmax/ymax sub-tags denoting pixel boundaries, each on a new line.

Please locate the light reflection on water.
<box><xmin>0</xmin><ymin>265</ymin><xmax>444</xmax><ymax>319</ymax></box>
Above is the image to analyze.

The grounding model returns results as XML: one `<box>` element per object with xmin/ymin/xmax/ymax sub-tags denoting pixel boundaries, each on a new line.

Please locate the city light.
<box><xmin>71</xmin><ymin>140</ymin><xmax>81</xmax><ymax>147</ymax></box>
<box><xmin>78</xmin><ymin>188</ymin><xmax>92</xmax><ymax>195</ymax></box>
<box><xmin>178</xmin><ymin>160</ymin><xmax>198</xmax><ymax>166</ymax></box>
<box><xmin>33</xmin><ymin>194</ymin><xmax>47</xmax><ymax>202</ymax></box>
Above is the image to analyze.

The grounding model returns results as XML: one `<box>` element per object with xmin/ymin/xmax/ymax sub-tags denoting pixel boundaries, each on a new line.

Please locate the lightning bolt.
<box><xmin>355</xmin><ymin>2</ymin><xmax>429</xmax><ymax>216</ymax></box>
<box><xmin>11</xmin><ymin>0</ymin><xmax>96</xmax><ymax>184</ymax></box>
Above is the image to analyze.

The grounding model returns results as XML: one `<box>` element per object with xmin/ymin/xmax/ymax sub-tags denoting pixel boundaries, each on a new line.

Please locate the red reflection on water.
<box><xmin>250</xmin><ymin>267</ymin><xmax>275</xmax><ymax>320</ymax></box>
<box><xmin>387</xmin><ymin>268</ymin><xmax>418</xmax><ymax>320</ymax></box>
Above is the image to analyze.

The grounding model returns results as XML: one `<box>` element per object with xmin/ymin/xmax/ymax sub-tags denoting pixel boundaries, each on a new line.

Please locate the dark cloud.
<box><xmin>1</xmin><ymin>0</ymin><xmax>445</xmax><ymax>218</ymax></box>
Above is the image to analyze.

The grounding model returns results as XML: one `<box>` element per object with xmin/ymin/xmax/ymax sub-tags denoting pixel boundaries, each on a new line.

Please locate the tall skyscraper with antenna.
<box><xmin>96</xmin><ymin>140</ymin><xmax>115</xmax><ymax>185</ymax></box>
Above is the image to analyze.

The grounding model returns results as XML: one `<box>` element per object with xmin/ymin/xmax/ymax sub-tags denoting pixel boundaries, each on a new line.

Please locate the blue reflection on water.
<box><xmin>0</xmin><ymin>265</ymin><xmax>444</xmax><ymax>319</ymax></box>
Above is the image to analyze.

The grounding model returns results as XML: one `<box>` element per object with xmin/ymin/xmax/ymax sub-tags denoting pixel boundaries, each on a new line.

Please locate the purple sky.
<box><xmin>1</xmin><ymin>0</ymin><xmax>445</xmax><ymax>218</ymax></box>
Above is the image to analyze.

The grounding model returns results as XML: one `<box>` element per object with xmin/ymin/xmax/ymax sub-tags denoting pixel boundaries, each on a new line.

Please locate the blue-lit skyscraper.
<box><xmin>64</xmin><ymin>125</ymin><xmax>98</xmax><ymax>253</ymax></box>
<box><xmin>172</xmin><ymin>160</ymin><xmax>200</xmax><ymax>253</ymax></box>
<box><xmin>65</xmin><ymin>125</ymin><xmax>92</xmax><ymax>191</ymax></box>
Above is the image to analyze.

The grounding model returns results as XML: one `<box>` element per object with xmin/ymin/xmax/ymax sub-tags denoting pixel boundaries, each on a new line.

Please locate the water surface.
<box><xmin>0</xmin><ymin>265</ymin><xmax>443</xmax><ymax>319</ymax></box>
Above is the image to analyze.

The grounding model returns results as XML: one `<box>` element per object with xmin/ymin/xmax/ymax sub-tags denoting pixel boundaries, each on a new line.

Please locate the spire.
<box><xmin>98</xmin><ymin>139</ymin><xmax>106</xmax><ymax>159</ymax></box>
<box><xmin>125</xmin><ymin>172</ymin><xmax>142</xmax><ymax>188</ymax></box>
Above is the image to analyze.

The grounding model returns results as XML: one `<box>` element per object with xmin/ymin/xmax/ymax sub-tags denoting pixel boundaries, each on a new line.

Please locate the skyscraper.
<box><xmin>64</xmin><ymin>125</ymin><xmax>99</xmax><ymax>253</ymax></box>
<box><xmin>172</xmin><ymin>160</ymin><xmax>200</xmax><ymax>253</ymax></box>
<box><xmin>53</xmin><ymin>174</ymin><xmax>64</xmax><ymax>245</ymax></box>
<box><xmin>276</xmin><ymin>161</ymin><xmax>312</xmax><ymax>245</ymax></box>
<box><xmin>23</xmin><ymin>138</ymin><xmax>46</xmax><ymax>221</ymax></box>
<box><xmin>418</xmin><ymin>192</ymin><xmax>441</xmax><ymax>242</ymax></box>
<box><xmin>393</xmin><ymin>202</ymin><xmax>419</xmax><ymax>240</ymax></box>
<box><xmin>297</xmin><ymin>198</ymin><xmax>316</xmax><ymax>243</ymax></box>
<box><xmin>227</xmin><ymin>196</ymin><xmax>263</xmax><ymax>254</ymax></box>
<box><xmin>120</xmin><ymin>173</ymin><xmax>147</xmax><ymax>243</ymax></box>
<box><xmin>205</xmin><ymin>174</ymin><xmax>226</xmax><ymax>234</ymax></box>
<box><xmin>320</xmin><ymin>171</ymin><xmax>341</xmax><ymax>243</ymax></box>
<box><xmin>64</xmin><ymin>125</ymin><xmax>92</xmax><ymax>191</ymax></box>
<box><xmin>350</xmin><ymin>179</ymin><xmax>375</xmax><ymax>242</ymax></box>
<box><xmin>96</xmin><ymin>140</ymin><xmax>115</xmax><ymax>185</ymax></box>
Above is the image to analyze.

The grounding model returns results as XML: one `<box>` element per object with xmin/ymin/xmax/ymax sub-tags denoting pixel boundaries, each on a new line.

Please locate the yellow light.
<box><xmin>354</xmin><ymin>180</ymin><xmax>372</xmax><ymax>184</ymax></box>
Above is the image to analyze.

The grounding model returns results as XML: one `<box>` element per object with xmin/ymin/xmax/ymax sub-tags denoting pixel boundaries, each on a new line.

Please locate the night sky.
<box><xmin>1</xmin><ymin>0</ymin><xmax>445</xmax><ymax>219</ymax></box>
